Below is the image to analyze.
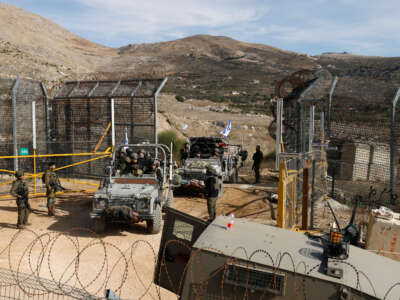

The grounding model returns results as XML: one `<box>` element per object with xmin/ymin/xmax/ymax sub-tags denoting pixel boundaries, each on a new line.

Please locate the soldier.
<box><xmin>138</xmin><ymin>149</ymin><xmax>147</xmax><ymax>171</ymax></box>
<box><xmin>151</xmin><ymin>160</ymin><xmax>163</xmax><ymax>183</ymax></box>
<box><xmin>252</xmin><ymin>145</ymin><xmax>263</xmax><ymax>184</ymax></box>
<box><xmin>10</xmin><ymin>171</ymin><xmax>30</xmax><ymax>229</ymax></box>
<box><xmin>145</xmin><ymin>152</ymin><xmax>153</xmax><ymax>172</ymax></box>
<box><xmin>130</xmin><ymin>153</ymin><xmax>143</xmax><ymax>176</ymax></box>
<box><xmin>44</xmin><ymin>162</ymin><xmax>60</xmax><ymax>216</ymax></box>
<box><xmin>204</xmin><ymin>165</ymin><xmax>219</xmax><ymax>222</ymax></box>
<box><xmin>180</xmin><ymin>142</ymin><xmax>190</xmax><ymax>165</ymax></box>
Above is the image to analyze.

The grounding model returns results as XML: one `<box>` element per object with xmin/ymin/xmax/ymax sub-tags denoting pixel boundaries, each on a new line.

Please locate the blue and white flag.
<box><xmin>123</xmin><ymin>127</ymin><xmax>129</xmax><ymax>145</ymax></box>
<box><xmin>220</xmin><ymin>120</ymin><xmax>232</xmax><ymax>137</ymax></box>
<box><xmin>183</xmin><ymin>123</ymin><xmax>188</xmax><ymax>131</ymax></box>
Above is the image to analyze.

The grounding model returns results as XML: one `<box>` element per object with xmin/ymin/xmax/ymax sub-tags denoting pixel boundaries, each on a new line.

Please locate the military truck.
<box><xmin>173</xmin><ymin>137</ymin><xmax>247</xmax><ymax>196</ymax></box>
<box><xmin>90</xmin><ymin>144</ymin><xmax>173</xmax><ymax>234</ymax></box>
<box><xmin>154</xmin><ymin>208</ymin><xmax>400</xmax><ymax>299</ymax></box>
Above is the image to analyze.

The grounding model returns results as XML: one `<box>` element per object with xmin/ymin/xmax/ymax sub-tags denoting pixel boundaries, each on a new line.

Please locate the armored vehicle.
<box><xmin>90</xmin><ymin>144</ymin><xmax>173</xmax><ymax>234</ymax></box>
<box><xmin>173</xmin><ymin>137</ymin><xmax>247</xmax><ymax>196</ymax></box>
<box><xmin>154</xmin><ymin>208</ymin><xmax>400</xmax><ymax>299</ymax></box>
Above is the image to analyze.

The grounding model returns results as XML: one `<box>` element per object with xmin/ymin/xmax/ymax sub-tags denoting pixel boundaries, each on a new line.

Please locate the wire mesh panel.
<box><xmin>0</xmin><ymin>267</ymin><xmax>97</xmax><ymax>300</ymax></box>
<box><xmin>51</xmin><ymin>78</ymin><xmax>166</xmax><ymax>178</ymax></box>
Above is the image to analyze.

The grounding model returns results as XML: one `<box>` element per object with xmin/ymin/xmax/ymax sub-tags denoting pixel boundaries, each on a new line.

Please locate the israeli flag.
<box><xmin>220</xmin><ymin>120</ymin><xmax>232</xmax><ymax>137</ymax></box>
<box><xmin>123</xmin><ymin>127</ymin><xmax>129</xmax><ymax>145</ymax></box>
<box><xmin>183</xmin><ymin>123</ymin><xmax>188</xmax><ymax>131</ymax></box>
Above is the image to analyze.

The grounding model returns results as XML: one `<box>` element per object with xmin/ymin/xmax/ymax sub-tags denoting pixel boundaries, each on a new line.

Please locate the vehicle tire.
<box><xmin>231</xmin><ymin>167</ymin><xmax>238</xmax><ymax>183</ymax></box>
<box><xmin>146</xmin><ymin>204</ymin><xmax>162</xmax><ymax>234</ymax></box>
<box><xmin>166</xmin><ymin>190</ymin><xmax>174</xmax><ymax>209</ymax></box>
<box><xmin>93</xmin><ymin>217</ymin><xmax>106</xmax><ymax>234</ymax></box>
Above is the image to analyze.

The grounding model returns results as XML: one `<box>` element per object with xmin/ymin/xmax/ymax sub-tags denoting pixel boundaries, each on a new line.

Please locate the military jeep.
<box><xmin>90</xmin><ymin>144</ymin><xmax>173</xmax><ymax>234</ymax></box>
<box><xmin>173</xmin><ymin>137</ymin><xmax>247</xmax><ymax>196</ymax></box>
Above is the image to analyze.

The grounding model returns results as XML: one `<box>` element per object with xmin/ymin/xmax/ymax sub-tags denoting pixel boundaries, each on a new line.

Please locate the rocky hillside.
<box><xmin>1</xmin><ymin>3</ymin><xmax>399</xmax><ymax>124</ymax></box>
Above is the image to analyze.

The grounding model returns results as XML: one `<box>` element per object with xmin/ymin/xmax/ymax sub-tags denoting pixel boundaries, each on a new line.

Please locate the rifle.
<box><xmin>51</xmin><ymin>176</ymin><xmax>67</xmax><ymax>192</ymax></box>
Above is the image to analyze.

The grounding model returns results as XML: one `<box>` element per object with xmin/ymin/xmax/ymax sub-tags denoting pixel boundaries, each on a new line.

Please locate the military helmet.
<box><xmin>15</xmin><ymin>170</ymin><xmax>24</xmax><ymax>178</ymax></box>
<box><xmin>131</xmin><ymin>152</ymin><xmax>139</xmax><ymax>160</ymax></box>
<box><xmin>206</xmin><ymin>164</ymin><xmax>216</xmax><ymax>174</ymax></box>
<box><xmin>126</xmin><ymin>148</ymin><xmax>134</xmax><ymax>157</ymax></box>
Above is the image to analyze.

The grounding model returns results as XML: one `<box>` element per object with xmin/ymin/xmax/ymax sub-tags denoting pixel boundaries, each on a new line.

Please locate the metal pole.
<box><xmin>275</xmin><ymin>98</ymin><xmax>283</xmax><ymax>170</ymax></box>
<box><xmin>300</xmin><ymin>103</ymin><xmax>306</xmax><ymax>153</ymax></box>
<box><xmin>390</xmin><ymin>87</ymin><xmax>400</xmax><ymax>201</ymax></box>
<box><xmin>111</xmin><ymin>98</ymin><xmax>115</xmax><ymax>148</ymax></box>
<box><xmin>40</xmin><ymin>82</ymin><xmax>50</xmax><ymax>154</ymax></box>
<box><xmin>310</xmin><ymin>160</ymin><xmax>316</xmax><ymax>229</ymax></box>
<box><xmin>327</xmin><ymin>76</ymin><xmax>338</xmax><ymax>138</ymax></box>
<box><xmin>320</xmin><ymin>111</ymin><xmax>325</xmax><ymax>144</ymax></box>
<box><xmin>11</xmin><ymin>76</ymin><xmax>21</xmax><ymax>171</ymax></box>
<box><xmin>309</xmin><ymin>105</ymin><xmax>315</xmax><ymax>153</ymax></box>
<box><xmin>32</xmin><ymin>101</ymin><xmax>37</xmax><ymax>194</ymax></box>
<box><xmin>154</xmin><ymin>77</ymin><xmax>168</xmax><ymax>145</ymax></box>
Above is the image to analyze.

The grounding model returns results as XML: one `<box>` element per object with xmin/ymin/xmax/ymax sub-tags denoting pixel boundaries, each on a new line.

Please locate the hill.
<box><xmin>0</xmin><ymin>3</ymin><xmax>399</xmax><ymax>124</ymax></box>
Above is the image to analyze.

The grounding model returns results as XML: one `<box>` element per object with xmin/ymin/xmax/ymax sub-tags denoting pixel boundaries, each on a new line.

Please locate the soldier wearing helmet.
<box><xmin>130</xmin><ymin>153</ymin><xmax>143</xmax><ymax>176</ymax></box>
<box><xmin>204</xmin><ymin>164</ymin><xmax>219</xmax><ymax>222</ymax></box>
<box><xmin>10</xmin><ymin>170</ymin><xmax>30</xmax><ymax>229</ymax></box>
<box><xmin>138</xmin><ymin>149</ymin><xmax>147</xmax><ymax>171</ymax></box>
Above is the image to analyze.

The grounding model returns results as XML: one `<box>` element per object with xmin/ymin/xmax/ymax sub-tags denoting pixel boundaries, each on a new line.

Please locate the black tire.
<box><xmin>146</xmin><ymin>204</ymin><xmax>162</xmax><ymax>234</ymax></box>
<box><xmin>93</xmin><ymin>218</ymin><xmax>106</xmax><ymax>234</ymax></box>
<box><xmin>166</xmin><ymin>190</ymin><xmax>174</xmax><ymax>209</ymax></box>
<box><xmin>231</xmin><ymin>167</ymin><xmax>238</xmax><ymax>183</ymax></box>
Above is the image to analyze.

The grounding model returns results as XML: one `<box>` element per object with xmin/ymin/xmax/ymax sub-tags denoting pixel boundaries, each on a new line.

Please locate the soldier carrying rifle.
<box><xmin>43</xmin><ymin>162</ymin><xmax>65</xmax><ymax>216</ymax></box>
<box><xmin>10</xmin><ymin>170</ymin><xmax>30</xmax><ymax>229</ymax></box>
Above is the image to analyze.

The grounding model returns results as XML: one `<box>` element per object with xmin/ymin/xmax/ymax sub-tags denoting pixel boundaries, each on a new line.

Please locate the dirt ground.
<box><xmin>0</xmin><ymin>169</ymin><xmax>366</xmax><ymax>300</ymax></box>
<box><xmin>0</xmin><ymin>172</ymin><xmax>278</xmax><ymax>300</ymax></box>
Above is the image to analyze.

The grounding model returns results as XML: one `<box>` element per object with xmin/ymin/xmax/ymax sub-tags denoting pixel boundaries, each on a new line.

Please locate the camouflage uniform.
<box><xmin>10</xmin><ymin>172</ymin><xmax>30</xmax><ymax>228</ymax></box>
<box><xmin>44</xmin><ymin>169</ymin><xmax>59</xmax><ymax>216</ymax></box>
<box><xmin>130</xmin><ymin>161</ymin><xmax>142</xmax><ymax>176</ymax></box>
<box><xmin>205</xmin><ymin>166</ymin><xmax>219</xmax><ymax>222</ymax></box>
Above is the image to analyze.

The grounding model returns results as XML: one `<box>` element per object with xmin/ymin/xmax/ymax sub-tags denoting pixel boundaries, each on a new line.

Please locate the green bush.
<box><xmin>158</xmin><ymin>130</ymin><xmax>186</xmax><ymax>161</ymax></box>
<box><xmin>263</xmin><ymin>150</ymin><xmax>276</xmax><ymax>161</ymax></box>
<box><xmin>175</xmin><ymin>95</ymin><xmax>185</xmax><ymax>102</ymax></box>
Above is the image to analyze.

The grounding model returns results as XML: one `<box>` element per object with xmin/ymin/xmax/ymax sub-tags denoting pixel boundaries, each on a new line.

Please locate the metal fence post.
<box><xmin>390</xmin><ymin>87</ymin><xmax>400</xmax><ymax>201</ymax></box>
<box><xmin>11</xmin><ymin>76</ymin><xmax>22</xmax><ymax>171</ymax></box>
<box><xmin>275</xmin><ymin>98</ymin><xmax>283</xmax><ymax>170</ymax></box>
<box><xmin>327</xmin><ymin>76</ymin><xmax>338</xmax><ymax>138</ymax></box>
<box><xmin>40</xmin><ymin>82</ymin><xmax>50</xmax><ymax>154</ymax></box>
<box><xmin>32</xmin><ymin>101</ymin><xmax>37</xmax><ymax>194</ymax></box>
<box><xmin>111</xmin><ymin>98</ymin><xmax>115</xmax><ymax>148</ymax></box>
<box><xmin>309</xmin><ymin>105</ymin><xmax>315</xmax><ymax>153</ymax></box>
<box><xmin>310</xmin><ymin>159</ymin><xmax>316</xmax><ymax>229</ymax></box>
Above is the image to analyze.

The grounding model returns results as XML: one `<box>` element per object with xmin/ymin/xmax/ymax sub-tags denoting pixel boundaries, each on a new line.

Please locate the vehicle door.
<box><xmin>154</xmin><ymin>207</ymin><xmax>207</xmax><ymax>295</ymax></box>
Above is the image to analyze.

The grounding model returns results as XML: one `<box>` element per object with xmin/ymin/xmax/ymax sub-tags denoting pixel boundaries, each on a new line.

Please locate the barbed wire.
<box><xmin>0</xmin><ymin>227</ymin><xmax>400</xmax><ymax>299</ymax></box>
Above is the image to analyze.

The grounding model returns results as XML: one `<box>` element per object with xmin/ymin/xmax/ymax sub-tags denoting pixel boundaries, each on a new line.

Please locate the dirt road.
<box><xmin>0</xmin><ymin>181</ymin><xmax>275</xmax><ymax>300</ymax></box>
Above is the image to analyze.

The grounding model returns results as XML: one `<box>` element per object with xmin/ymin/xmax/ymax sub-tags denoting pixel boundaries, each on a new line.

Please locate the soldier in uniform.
<box><xmin>204</xmin><ymin>165</ymin><xmax>219</xmax><ymax>222</ymax></box>
<box><xmin>150</xmin><ymin>160</ymin><xmax>163</xmax><ymax>183</ymax></box>
<box><xmin>180</xmin><ymin>142</ymin><xmax>190</xmax><ymax>165</ymax></box>
<box><xmin>138</xmin><ymin>149</ymin><xmax>147</xmax><ymax>171</ymax></box>
<box><xmin>10</xmin><ymin>171</ymin><xmax>30</xmax><ymax>229</ymax></box>
<box><xmin>130</xmin><ymin>153</ymin><xmax>143</xmax><ymax>176</ymax></box>
<box><xmin>44</xmin><ymin>162</ymin><xmax>60</xmax><ymax>216</ymax></box>
<box><xmin>252</xmin><ymin>145</ymin><xmax>263</xmax><ymax>184</ymax></box>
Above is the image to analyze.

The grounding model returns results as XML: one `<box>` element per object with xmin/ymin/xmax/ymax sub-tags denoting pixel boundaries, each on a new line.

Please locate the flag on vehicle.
<box><xmin>124</xmin><ymin>127</ymin><xmax>129</xmax><ymax>144</ymax></box>
<box><xmin>220</xmin><ymin>120</ymin><xmax>231</xmax><ymax>137</ymax></box>
<box><xmin>183</xmin><ymin>123</ymin><xmax>188</xmax><ymax>131</ymax></box>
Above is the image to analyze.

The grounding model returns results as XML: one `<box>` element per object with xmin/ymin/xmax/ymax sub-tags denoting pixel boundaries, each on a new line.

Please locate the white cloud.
<box><xmin>63</xmin><ymin>0</ymin><xmax>268</xmax><ymax>41</ymax></box>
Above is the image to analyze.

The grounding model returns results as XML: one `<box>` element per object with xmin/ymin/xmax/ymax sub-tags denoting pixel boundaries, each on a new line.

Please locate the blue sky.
<box><xmin>3</xmin><ymin>0</ymin><xmax>400</xmax><ymax>56</ymax></box>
